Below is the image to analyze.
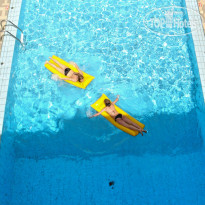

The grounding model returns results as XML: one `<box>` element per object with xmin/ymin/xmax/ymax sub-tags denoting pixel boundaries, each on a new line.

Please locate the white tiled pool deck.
<box><xmin>0</xmin><ymin>0</ymin><xmax>205</xmax><ymax>138</ymax></box>
<box><xmin>185</xmin><ymin>0</ymin><xmax>205</xmax><ymax>100</ymax></box>
<box><xmin>0</xmin><ymin>0</ymin><xmax>22</xmax><ymax>138</ymax></box>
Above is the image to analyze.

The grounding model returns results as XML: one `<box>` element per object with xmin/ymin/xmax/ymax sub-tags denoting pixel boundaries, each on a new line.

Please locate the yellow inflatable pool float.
<box><xmin>45</xmin><ymin>55</ymin><xmax>95</xmax><ymax>89</ymax></box>
<box><xmin>91</xmin><ymin>94</ymin><xmax>145</xmax><ymax>136</ymax></box>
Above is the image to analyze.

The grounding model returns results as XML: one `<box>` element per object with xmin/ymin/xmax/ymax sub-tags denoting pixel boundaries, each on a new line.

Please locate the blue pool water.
<box><xmin>0</xmin><ymin>0</ymin><xmax>205</xmax><ymax>204</ymax></box>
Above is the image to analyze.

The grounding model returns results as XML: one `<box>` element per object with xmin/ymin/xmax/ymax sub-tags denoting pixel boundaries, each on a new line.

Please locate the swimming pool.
<box><xmin>0</xmin><ymin>0</ymin><xmax>205</xmax><ymax>204</ymax></box>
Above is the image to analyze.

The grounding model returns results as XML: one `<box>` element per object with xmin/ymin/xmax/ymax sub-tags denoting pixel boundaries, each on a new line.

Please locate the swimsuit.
<box><xmin>115</xmin><ymin>113</ymin><xmax>122</xmax><ymax>121</ymax></box>
<box><xmin>64</xmin><ymin>68</ymin><xmax>71</xmax><ymax>76</ymax></box>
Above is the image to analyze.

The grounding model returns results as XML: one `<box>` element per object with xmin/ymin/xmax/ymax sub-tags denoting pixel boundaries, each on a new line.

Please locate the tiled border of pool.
<box><xmin>185</xmin><ymin>0</ymin><xmax>205</xmax><ymax>100</ymax></box>
<box><xmin>0</xmin><ymin>0</ymin><xmax>22</xmax><ymax>138</ymax></box>
<box><xmin>0</xmin><ymin>0</ymin><xmax>205</xmax><ymax>137</ymax></box>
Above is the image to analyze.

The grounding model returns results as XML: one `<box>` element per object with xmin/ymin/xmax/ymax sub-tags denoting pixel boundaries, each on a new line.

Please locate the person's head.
<box><xmin>104</xmin><ymin>99</ymin><xmax>111</xmax><ymax>107</ymax></box>
<box><xmin>76</xmin><ymin>73</ymin><xmax>84</xmax><ymax>82</ymax></box>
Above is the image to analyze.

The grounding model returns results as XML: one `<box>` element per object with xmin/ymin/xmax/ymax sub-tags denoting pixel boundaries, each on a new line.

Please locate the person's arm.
<box><xmin>89</xmin><ymin>108</ymin><xmax>107</xmax><ymax>118</ymax></box>
<box><xmin>69</xmin><ymin>61</ymin><xmax>83</xmax><ymax>75</ymax></box>
<box><xmin>112</xmin><ymin>95</ymin><xmax>120</xmax><ymax>104</ymax></box>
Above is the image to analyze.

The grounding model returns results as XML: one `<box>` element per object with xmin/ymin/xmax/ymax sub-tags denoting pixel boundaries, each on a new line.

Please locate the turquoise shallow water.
<box><xmin>0</xmin><ymin>0</ymin><xmax>205</xmax><ymax>204</ymax></box>
<box><xmin>5</xmin><ymin>0</ymin><xmax>200</xmax><ymax>135</ymax></box>
<box><xmin>3</xmin><ymin>0</ymin><xmax>203</xmax><ymax>153</ymax></box>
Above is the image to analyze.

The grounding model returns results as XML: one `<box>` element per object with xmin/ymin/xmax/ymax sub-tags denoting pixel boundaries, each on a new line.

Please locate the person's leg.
<box><xmin>116</xmin><ymin>118</ymin><xmax>143</xmax><ymax>135</ymax></box>
<box><xmin>122</xmin><ymin>115</ymin><xmax>147</xmax><ymax>133</ymax></box>
<box><xmin>45</xmin><ymin>61</ymin><xmax>65</xmax><ymax>75</ymax></box>
<box><xmin>49</xmin><ymin>57</ymin><xmax>67</xmax><ymax>69</ymax></box>
<box><xmin>122</xmin><ymin>116</ymin><xmax>141</xmax><ymax>128</ymax></box>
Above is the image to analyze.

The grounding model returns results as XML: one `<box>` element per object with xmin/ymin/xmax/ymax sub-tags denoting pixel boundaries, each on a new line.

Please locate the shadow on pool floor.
<box><xmin>2</xmin><ymin>107</ymin><xmax>204</xmax><ymax>160</ymax></box>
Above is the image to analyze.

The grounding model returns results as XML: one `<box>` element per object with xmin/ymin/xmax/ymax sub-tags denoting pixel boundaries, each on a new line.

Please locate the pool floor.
<box><xmin>8</xmin><ymin>152</ymin><xmax>205</xmax><ymax>205</ymax></box>
<box><xmin>0</xmin><ymin>108</ymin><xmax>205</xmax><ymax>205</ymax></box>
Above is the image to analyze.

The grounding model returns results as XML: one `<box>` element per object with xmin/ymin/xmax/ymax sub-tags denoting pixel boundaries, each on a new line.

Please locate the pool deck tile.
<box><xmin>0</xmin><ymin>0</ymin><xmax>22</xmax><ymax>138</ymax></box>
<box><xmin>186</xmin><ymin>0</ymin><xmax>205</xmax><ymax>102</ymax></box>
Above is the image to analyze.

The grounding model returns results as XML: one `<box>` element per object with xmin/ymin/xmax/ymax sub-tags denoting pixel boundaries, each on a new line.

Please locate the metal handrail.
<box><xmin>0</xmin><ymin>20</ymin><xmax>25</xmax><ymax>48</ymax></box>
<box><xmin>0</xmin><ymin>20</ymin><xmax>23</xmax><ymax>34</ymax></box>
<box><xmin>0</xmin><ymin>31</ymin><xmax>24</xmax><ymax>47</ymax></box>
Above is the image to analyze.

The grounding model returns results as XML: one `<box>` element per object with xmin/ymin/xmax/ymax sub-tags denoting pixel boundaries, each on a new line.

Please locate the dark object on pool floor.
<box><xmin>109</xmin><ymin>181</ymin><xmax>114</xmax><ymax>188</ymax></box>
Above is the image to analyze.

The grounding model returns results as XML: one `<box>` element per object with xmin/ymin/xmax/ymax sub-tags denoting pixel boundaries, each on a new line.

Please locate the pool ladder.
<box><xmin>0</xmin><ymin>20</ymin><xmax>25</xmax><ymax>47</ymax></box>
